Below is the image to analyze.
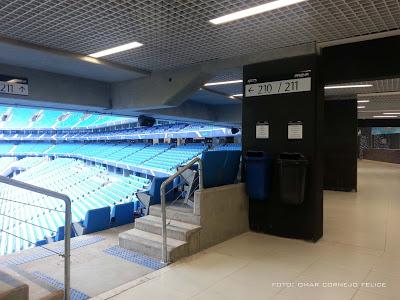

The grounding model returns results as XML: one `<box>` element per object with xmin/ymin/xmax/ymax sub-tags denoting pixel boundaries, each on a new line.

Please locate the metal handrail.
<box><xmin>0</xmin><ymin>176</ymin><xmax>72</xmax><ymax>300</ymax></box>
<box><xmin>159</xmin><ymin>157</ymin><xmax>203</xmax><ymax>263</ymax></box>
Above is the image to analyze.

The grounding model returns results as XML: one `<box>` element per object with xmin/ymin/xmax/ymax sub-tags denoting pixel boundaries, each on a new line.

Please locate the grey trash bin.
<box><xmin>277</xmin><ymin>153</ymin><xmax>308</xmax><ymax>205</ymax></box>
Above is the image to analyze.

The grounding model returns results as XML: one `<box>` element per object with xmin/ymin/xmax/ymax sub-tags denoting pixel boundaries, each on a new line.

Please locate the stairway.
<box><xmin>119</xmin><ymin>203</ymin><xmax>202</xmax><ymax>262</ymax></box>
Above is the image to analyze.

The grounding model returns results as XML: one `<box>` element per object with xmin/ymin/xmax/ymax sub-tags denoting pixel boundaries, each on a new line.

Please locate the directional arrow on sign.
<box><xmin>19</xmin><ymin>86</ymin><xmax>25</xmax><ymax>92</ymax></box>
<box><xmin>248</xmin><ymin>86</ymin><xmax>254</xmax><ymax>93</ymax></box>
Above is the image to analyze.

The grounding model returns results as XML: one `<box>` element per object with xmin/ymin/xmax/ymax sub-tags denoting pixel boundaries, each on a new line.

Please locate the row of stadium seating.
<box><xmin>0</xmin><ymin>142</ymin><xmax>212</xmax><ymax>172</ymax></box>
<box><xmin>142</xmin><ymin>144</ymin><xmax>208</xmax><ymax>170</ymax></box>
<box><xmin>0</xmin><ymin>106</ymin><xmax>132</xmax><ymax>129</ymax></box>
<box><xmin>0</xmin><ymin>123</ymin><xmax>232</xmax><ymax>141</ymax></box>
<box><xmin>0</xmin><ymin>106</ymin><xmax>228</xmax><ymax>133</ymax></box>
<box><xmin>213</xmin><ymin>143</ymin><xmax>242</xmax><ymax>151</ymax></box>
<box><xmin>0</xmin><ymin>157</ymin><xmax>150</xmax><ymax>255</ymax></box>
<box><xmin>0</xmin><ymin>157</ymin><xmax>15</xmax><ymax>173</ymax></box>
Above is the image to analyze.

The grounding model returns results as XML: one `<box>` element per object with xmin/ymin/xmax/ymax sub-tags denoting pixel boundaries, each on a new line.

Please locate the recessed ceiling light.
<box><xmin>232</xmin><ymin>94</ymin><xmax>243</xmax><ymax>97</ymax></box>
<box><xmin>373</xmin><ymin>115</ymin><xmax>398</xmax><ymax>118</ymax></box>
<box><xmin>204</xmin><ymin>80</ymin><xmax>242</xmax><ymax>86</ymax></box>
<box><xmin>358</xmin><ymin>106</ymin><xmax>366</xmax><ymax>109</ymax></box>
<box><xmin>89</xmin><ymin>42</ymin><xmax>143</xmax><ymax>58</ymax></box>
<box><xmin>209</xmin><ymin>0</ymin><xmax>308</xmax><ymax>25</ymax></box>
<box><xmin>357</xmin><ymin>100</ymin><xmax>370</xmax><ymax>103</ymax></box>
<box><xmin>383</xmin><ymin>112</ymin><xmax>400</xmax><ymax>115</ymax></box>
<box><xmin>324</xmin><ymin>84</ymin><xmax>373</xmax><ymax>89</ymax></box>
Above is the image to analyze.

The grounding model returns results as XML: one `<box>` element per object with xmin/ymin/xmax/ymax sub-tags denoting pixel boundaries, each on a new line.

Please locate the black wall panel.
<box><xmin>242</xmin><ymin>54</ymin><xmax>323</xmax><ymax>241</ymax></box>
<box><xmin>358</xmin><ymin>119</ymin><xmax>400</xmax><ymax>127</ymax></box>
<box><xmin>322</xmin><ymin>36</ymin><xmax>400</xmax><ymax>83</ymax></box>
<box><xmin>324</xmin><ymin>100</ymin><xmax>358</xmax><ymax>192</ymax></box>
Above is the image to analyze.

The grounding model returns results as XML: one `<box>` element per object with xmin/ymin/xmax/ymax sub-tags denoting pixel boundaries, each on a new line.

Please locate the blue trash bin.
<box><xmin>245</xmin><ymin>151</ymin><xmax>272</xmax><ymax>201</ymax></box>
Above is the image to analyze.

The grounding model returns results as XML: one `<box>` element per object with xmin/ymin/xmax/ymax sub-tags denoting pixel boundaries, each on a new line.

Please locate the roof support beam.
<box><xmin>0</xmin><ymin>37</ymin><xmax>149</xmax><ymax>82</ymax></box>
<box><xmin>111</xmin><ymin>43</ymin><xmax>316</xmax><ymax>111</ymax></box>
<box><xmin>0</xmin><ymin>63</ymin><xmax>110</xmax><ymax>112</ymax></box>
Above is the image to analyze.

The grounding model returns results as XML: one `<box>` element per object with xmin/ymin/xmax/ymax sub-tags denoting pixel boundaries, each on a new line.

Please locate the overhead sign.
<box><xmin>245</xmin><ymin>71</ymin><xmax>311</xmax><ymax>98</ymax></box>
<box><xmin>0</xmin><ymin>75</ymin><xmax>29</xmax><ymax>96</ymax></box>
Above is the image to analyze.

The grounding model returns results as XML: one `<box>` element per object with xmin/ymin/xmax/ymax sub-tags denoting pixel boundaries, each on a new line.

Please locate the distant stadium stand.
<box><xmin>0</xmin><ymin>106</ymin><xmax>134</xmax><ymax>129</ymax></box>
<box><xmin>0</xmin><ymin>105</ymin><xmax>242</xmax><ymax>257</ymax></box>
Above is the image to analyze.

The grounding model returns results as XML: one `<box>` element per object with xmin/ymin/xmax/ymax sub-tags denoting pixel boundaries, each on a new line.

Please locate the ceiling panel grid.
<box><xmin>0</xmin><ymin>0</ymin><xmax>399</xmax><ymax>71</ymax></box>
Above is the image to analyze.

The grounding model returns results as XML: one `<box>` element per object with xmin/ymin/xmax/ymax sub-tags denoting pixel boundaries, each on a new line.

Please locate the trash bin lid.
<box><xmin>279</xmin><ymin>152</ymin><xmax>306</xmax><ymax>160</ymax></box>
<box><xmin>246</xmin><ymin>151</ymin><xmax>265</xmax><ymax>158</ymax></box>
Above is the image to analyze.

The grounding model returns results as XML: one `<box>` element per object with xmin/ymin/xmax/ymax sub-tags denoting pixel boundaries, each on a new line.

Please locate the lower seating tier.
<box><xmin>0</xmin><ymin>158</ymin><xmax>149</xmax><ymax>255</ymax></box>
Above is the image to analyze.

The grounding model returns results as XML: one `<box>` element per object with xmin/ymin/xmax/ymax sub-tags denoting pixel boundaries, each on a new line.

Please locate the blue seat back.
<box><xmin>111</xmin><ymin>202</ymin><xmax>135</xmax><ymax>227</ymax></box>
<box><xmin>83</xmin><ymin>206</ymin><xmax>111</xmax><ymax>234</ymax></box>
<box><xmin>148</xmin><ymin>176</ymin><xmax>173</xmax><ymax>205</ymax></box>
<box><xmin>55</xmin><ymin>225</ymin><xmax>76</xmax><ymax>241</ymax></box>
<box><xmin>201</xmin><ymin>150</ymin><xmax>241</xmax><ymax>188</ymax></box>
<box><xmin>35</xmin><ymin>239</ymin><xmax>48</xmax><ymax>246</ymax></box>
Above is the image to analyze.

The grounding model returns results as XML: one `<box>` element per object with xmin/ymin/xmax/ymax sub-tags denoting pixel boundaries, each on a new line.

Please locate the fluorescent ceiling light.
<box><xmin>232</xmin><ymin>94</ymin><xmax>243</xmax><ymax>97</ymax></box>
<box><xmin>357</xmin><ymin>100</ymin><xmax>370</xmax><ymax>103</ymax></box>
<box><xmin>209</xmin><ymin>0</ymin><xmax>307</xmax><ymax>25</ymax></box>
<box><xmin>89</xmin><ymin>42</ymin><xmax>143</xmax><ymax>58</ymax></box>
<box><xmin>324</xmin><ymin>84</ymin><xmax>373</xmax><ymax>89</ymax></box>
<box><xmin>204</xmin><ymin>80</ymin><xmax>242</xmax><ymax>86</ymax></box>
<box><xmin>383</xmin><ymin>112</ymin><xmax>400</xmax><ymax>115</ymax></box>
<box><xmin>373</xmin><ymin>115</ymin><xmax>398</xmax><ymax>118</ymax></box>
<box><xmin>358</xmin><ymin>106</ymin><xmax>366</xmax><ymax>109</ymax></box>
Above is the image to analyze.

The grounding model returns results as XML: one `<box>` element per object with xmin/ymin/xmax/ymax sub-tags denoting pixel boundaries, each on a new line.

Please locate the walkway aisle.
<box><xmin>96</xmin><ymin>160</ymin><xmax>400</xmax><ymax>300</ymax></box>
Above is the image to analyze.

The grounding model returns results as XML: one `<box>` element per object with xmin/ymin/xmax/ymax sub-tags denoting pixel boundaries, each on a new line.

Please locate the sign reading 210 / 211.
<box><xmin>245</xmin><ymin>76</ymin><xmax>311</xmax><ymax>98</ymax></box>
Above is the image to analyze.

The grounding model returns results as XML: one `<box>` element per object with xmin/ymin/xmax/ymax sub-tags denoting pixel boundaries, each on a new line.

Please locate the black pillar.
<box><xmin>242</xmin><ymin>54</ymin><xmax>323</xmax><ymax>241</ymax></box>
<box><xmin>324</xmin><ymin>100</ymin><xmax>358</xmax><ymax>192</ymax></box>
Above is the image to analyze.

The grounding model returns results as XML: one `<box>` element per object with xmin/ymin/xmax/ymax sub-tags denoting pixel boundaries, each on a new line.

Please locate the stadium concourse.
<box><xmin>2</xmin><ymin>1</ymin><xmax>400</xmax><ymax>299</ymax></box>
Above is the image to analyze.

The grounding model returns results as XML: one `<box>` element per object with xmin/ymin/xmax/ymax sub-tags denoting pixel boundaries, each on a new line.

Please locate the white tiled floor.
<box><xmin>98</xmin><ymin>160</ymin><xmax>400</xmax><ymax>300</ymax></box>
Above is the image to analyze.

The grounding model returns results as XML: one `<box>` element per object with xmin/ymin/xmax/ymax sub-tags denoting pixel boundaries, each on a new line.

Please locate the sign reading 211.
<box><xmin>0</xmin><ymin>75</ymin><xmax>29</xmax><ymax>96</ymax></box>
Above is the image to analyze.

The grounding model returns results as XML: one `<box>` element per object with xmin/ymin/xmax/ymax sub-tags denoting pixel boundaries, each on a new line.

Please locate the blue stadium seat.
<box><xmin>35</xmin><ymin>239</ymin><xmax>48</xmax><ymax>246</ymax></box>
<box><xmin>73</xmin><ymin>206</ymin><xmax>111</xmax><ymax>235</ymax></box>
<box><xmin>110</xmin><ymin>202</ymin><xmax>136</xmax><ymax>227</ymax></box>
<box><xmin>55</xmin><ymin>225</ymin><xmax>76</xmax><ymax>242</ymax></box>
<box><xmin>136</xmin><ymin>176</ymin><xmax>173</xmax><ymax>215</ymax></box>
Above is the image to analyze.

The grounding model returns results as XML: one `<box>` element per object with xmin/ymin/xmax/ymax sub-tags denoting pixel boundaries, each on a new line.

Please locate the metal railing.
<box><xmin>159</xmin><ymin>157</ymin><xmax>203</xmax><ymax>263</ymax></box>
<box><xmin>0</xmin><ymin>175</ymin><xmax>72</xmax><ymax>300</ymax></box>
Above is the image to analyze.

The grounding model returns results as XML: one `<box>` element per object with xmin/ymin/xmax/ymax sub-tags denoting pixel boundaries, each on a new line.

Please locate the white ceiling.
<box><xmin>1</xmin><ymin>0</ymin><xmax>400</xmax><ymax>117</ymax></box>
<box><xmin>0</xmin><ymin>0</ymin><xmax>399</xmax><ymax>72</ymax></box>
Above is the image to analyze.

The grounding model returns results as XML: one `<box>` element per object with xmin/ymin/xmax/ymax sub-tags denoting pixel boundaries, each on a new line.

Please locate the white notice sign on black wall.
<box><xmin>288</xmin><ymin>121</ymin><xmax>303</xmax><ymax>140</ymax></box>
<box><xmin>256</xmin><ymin>122</ymin><xmax>269</xmax><ymax>139</ymax></box>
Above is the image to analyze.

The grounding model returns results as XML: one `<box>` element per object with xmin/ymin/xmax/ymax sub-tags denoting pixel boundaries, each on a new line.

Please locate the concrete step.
<box><xmin>119</xmin><ymin>228</ymin><xmax>189</xmax><ymax>262</ymax></box>
<box><xmin>0</xmin><ymin>270</ymin><xmax>29</xmax><ymax>300</ymax></box>
<box><xmin>149</xmin><ymin>204</ymin><xmax>201</xmax><ymax>225</ymax></box>
<box><xmin>135</xmin><ymin>215</ymin><xmax>201</xmax><ymax>241</ymax></box>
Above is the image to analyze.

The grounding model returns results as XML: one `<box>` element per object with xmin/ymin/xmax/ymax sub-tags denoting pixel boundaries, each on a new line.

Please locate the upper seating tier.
<box><xmin>0</xmin><ymin>106</ymin><xmax>133</xmax><ymax>129</ymax></box>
